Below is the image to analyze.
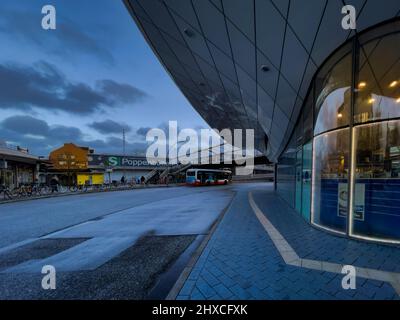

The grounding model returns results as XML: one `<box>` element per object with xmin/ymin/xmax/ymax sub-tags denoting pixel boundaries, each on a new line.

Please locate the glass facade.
<box><xmin>312</xmin><ymin>128</ymin><xmax>349</xmax><ymax>234</ymax></box>
<box><xmin>351</xmin><ymin>120</ymin><xmax>400</xmax><ymax>241</ymax></box>
<box><xmin>276</xmin><ymin>19</ymin><xmax>400</xmax><ymax>244</ymax></box>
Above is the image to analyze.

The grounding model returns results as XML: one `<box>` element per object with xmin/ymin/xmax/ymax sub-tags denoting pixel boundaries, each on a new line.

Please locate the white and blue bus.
<box><xmin>186</xmin><ymin>169</ymin><xmax>232</xmax><ymax>186</ymax></box>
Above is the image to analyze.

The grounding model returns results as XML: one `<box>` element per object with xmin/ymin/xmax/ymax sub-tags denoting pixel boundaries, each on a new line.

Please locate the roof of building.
<box><xmin>0</xmin><ymin>145</ymin><xmax>40</xmax><ymax>164</ymax></box>
<box><xmin>125</xmin><ymin>0</ymin><xmax>400</xmax><ymax>161</ymax></box>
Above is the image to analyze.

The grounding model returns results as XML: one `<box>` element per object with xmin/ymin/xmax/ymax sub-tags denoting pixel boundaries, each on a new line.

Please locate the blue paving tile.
<box><xmin>246</xmin><ymin>285</ymin><xmax>268</xmax><ymax>300</ymax></box>
<box><xmin>217</xmin><ymin>274</ymin><xmax>236</xmax><ymax>288</ymax></box>
<box><xmin>196</xmin><ymin>278</ymin><xmax>217</xmax><ymax>299</ymax></box>
<box><xmin>230</xmin><ymin>284</ymin><xmax>252</xmax><ymax>300</ymax></box>
<box><xmin>177</xmin><ymin>186</ymin><xmax>400</xmax><ymax>301</ymax></box>
<box><xmin>213</xmin><ymin>284</ymin><xmax>233</xmax><ymax>299</ymax></box>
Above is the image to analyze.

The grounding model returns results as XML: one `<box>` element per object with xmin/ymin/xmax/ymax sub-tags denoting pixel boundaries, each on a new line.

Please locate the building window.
<box><xmin>354</xmin><ymin>32</ymin><xmax>400</xmax><ymax>124</ymax></box>
<box><xmin>351</xmin><ymin>120</ymin><xmax>400</xmax><ymax>241</ymax></box>
<box><xmin>312</xmin><ymin>128</ymin><xmax>349</xmax><ymax>233</ymax></box>
<box><xmin>303</xmin><ymin>88</ymin><xmax>313</xmax><ymax>142</ymax></box>
<box><xmin>314</xmin><ymin>50</ymin><xmax>352</xmax><ymax>135</ymax></box>
<box><xmin>277</xmin><ymin>20</ymin><xmax>400</xmax><ymax>243</ymax></box>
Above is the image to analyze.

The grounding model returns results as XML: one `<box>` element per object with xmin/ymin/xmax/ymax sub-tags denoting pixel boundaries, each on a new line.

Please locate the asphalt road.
<box><xmin>0</xmin><ymin>184</ymin><xmax>244</xmax><ymax>299</ymax></box>
<box><xmin>0</xmin><ymin>185</ymin><xmax>233</xmax><ymax>248</ymax></box>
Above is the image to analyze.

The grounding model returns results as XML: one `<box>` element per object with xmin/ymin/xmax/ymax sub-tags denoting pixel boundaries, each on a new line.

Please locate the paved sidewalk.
<box><xmin>176</xmin><ymin>185</ymin><xmax>400</xmax><ymax>300</ymax></box>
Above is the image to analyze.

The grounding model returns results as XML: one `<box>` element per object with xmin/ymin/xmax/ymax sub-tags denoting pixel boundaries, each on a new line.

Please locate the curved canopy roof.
<box><xmin>125</xmin><ymin>0</ymin><xmax>400</xmax><ymax>161</ymax></box>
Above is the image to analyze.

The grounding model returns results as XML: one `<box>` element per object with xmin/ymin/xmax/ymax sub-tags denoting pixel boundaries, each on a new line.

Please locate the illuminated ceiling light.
<box><xmin>389</xmin><ymin>81</ymin><xmax>398</xmax><ymax>88</ymax></box>
<box><xmin>337</xmin><ymin>113</ymin><xmax>343</xmax><ymax>118</ymax></box>
<box><xmin>260</xmin><ymin>65</ymin><xmax>270</xmax><ymax>72</ymax></box>
<box><xmin>358</xmin><ymin>82</ymin><xmax>367</xmax><ymax>89</ymax></box>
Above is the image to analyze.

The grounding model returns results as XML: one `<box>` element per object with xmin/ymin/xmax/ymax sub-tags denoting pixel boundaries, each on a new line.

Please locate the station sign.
<box><xmin>88</xmin><ymin>155</ymin><xmax>164</xmax><ymax>168</ymax></box>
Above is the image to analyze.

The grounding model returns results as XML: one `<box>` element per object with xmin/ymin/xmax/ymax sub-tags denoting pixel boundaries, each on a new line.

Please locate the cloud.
<box><xmin>2</xmin><ymin>115</ymin><xmax>49</xmax><ymax>136</ymax></box>
<box><xmin>0</xmin><ymin>61</ymin><xmax>148</xmax><ymax>114</ymax></box>
<box><xmin>0</xmin><ymin>115</ymin><xmax>148</xmax><ymax>156</ymax></box>
<box><xmin>0</xmin><ymin>115</ymin><xmax>83</xmax><ymax>140</ymax></box>
<box><xmin>0</xmin><ymin>8</ymin><xmax>114</xmax><ymax>65</ymax></box>
<box><xmin>136</xmin><ymin>127</ymin><xmax>152</xmax><ymax>137</ymax></box>
<box><xmin>96</xmin><ymin>80</ymin><xmax>147</xmax><ymax>104</ymax></box>
<box><xmin>50</xmin><ymin>125</ymin><xmax>82</xmax><ymax>141</ymax></box>
<box><xmin>89</xmin><ymin>120</ymin><xmax>131</xmax><ymax>135</ymax></box>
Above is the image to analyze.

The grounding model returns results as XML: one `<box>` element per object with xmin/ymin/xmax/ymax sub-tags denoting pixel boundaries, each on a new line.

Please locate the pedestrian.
<box><xmin>50</xmin><ymin>176</ymin><xmax>58</xmax><ymax>193</ymax></box>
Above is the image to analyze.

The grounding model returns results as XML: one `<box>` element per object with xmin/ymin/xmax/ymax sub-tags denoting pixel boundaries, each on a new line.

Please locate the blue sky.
<box><xmin>0</xmin><ymin>0</ymin><xmax>209</xmax><ymax>156</ymax></box>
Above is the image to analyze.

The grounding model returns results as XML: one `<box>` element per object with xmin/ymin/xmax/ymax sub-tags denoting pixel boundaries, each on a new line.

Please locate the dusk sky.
<box><xmin>0</xmin><ymin>0</ymin><xmax>210</xmax><ymax>156</ymax></box>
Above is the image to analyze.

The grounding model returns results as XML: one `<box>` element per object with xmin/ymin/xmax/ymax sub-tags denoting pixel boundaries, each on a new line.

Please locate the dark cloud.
<box><xmin>0</xmin><ymin>61</ymin><xmax>148</xmax><ymax>114</ymax></box>
<box><xmin>2</xmin><ymin>115</ymin><xmax>49</xmax><ymax>136</ymax></box>
<box><xmin>136</xmin><ymin>127</ymin><xmax>152</xmax><ymax>137</ymax></box>
<box><xmin>0</xmin><ymin>9</ymin><xmax>114</xmax><ymax>65</ymax></box>
<box><xmin>89</xmin><ymin>120</ymin><xmax>131</xmax><ymax>135</ymax></box>
<box><xmin>50</xmin><ymin>125</ymin><xmax>82</xmax><ymax>141</ymax></box>
<box><xmin>0</xmin><ymin>115</ymin><xmax>83</xmax><ymax>140</ymax></box>
<box><xmin>0</xmin><ymin>115</ymin><xmax>148</xmax><ymax>157</ymax></box>
<box><xmin>96</xmin><ymin>80</ymin><xmax>147</xmax><ymax>104</ymax></box>
<box><xmin>101</xmin><ymin>136</ymin><xmax>148</xmax><ymax>156</ymax></box>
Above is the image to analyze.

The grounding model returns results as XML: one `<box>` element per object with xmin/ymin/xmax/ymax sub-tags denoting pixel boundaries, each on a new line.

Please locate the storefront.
<box><xmin>277</xmin><ymin>20</ymin><xmax>400</xmax><ymax>244</ymax></box>
<box><xmin>88</xmin><ymin>154</ymin><xmax>164</xmax><ymax>183</ymax></box>
<box><xmin>0</xmin><ymin>145</ymin><xmax>41</xmax><ymax>189</ymax></box>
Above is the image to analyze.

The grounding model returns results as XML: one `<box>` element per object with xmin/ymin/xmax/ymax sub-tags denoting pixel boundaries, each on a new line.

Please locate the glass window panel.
<box><xmin>295</xmin><ymin>149</ymin><xmax>302</xmax><ymax>213</ymax></box>
<box><xmin>314</xmin><ymin>53</ymin><xmax>352</xmax><ymax>135</ymax></box>
<box><xmin>302</xmin><ymin>141</ymin><xmax>312</xmax><ymax>221</ymax></box>
<box><xmin>351</xmin><ymin>120</ymin><xmax>400</xmax><ymax>241</ymax></box>
<box><xmin>312</xmin><ymin>128</ymin><xmax>349</xmax><ymax>233</ymax></box>
<box><xmin>354</xmin><ymin>32</ymin><xmax>400</xmax><ymax>124</ymax></box>
<box><xmin>277</xmin><ymin>134</ymin><xmax>297</xmax><ymax>206</ymax></box>
<box><xmin>303</xmin><ymin>85</ymin><xmax>313</xmax><ymax>141</ymax></box>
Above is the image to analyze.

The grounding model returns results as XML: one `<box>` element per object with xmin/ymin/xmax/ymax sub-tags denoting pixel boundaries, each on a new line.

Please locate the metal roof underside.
<box><xmin>125</xmin><ymin>0</ymin><xmax>400</xmax><ymax>162</ymax></box>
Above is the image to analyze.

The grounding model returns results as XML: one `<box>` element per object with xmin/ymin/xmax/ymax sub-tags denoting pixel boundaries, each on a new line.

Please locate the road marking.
<box><xmin>248</xmin><ymin>192</ymin><xmax>400</xmax><ymax>296</ymax></box>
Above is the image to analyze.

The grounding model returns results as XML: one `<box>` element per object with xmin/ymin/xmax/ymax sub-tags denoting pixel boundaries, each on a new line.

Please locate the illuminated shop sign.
<box><xmin>89</xmin><ymin>155</ymin><xmax>164</xmax><ymax>168</ymax></box>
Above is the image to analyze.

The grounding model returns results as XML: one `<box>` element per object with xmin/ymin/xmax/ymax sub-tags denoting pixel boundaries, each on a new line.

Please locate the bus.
<box><xmin>186</xmin><ymin>169</ymin><xmax>232</xmax><ymax>186</ymax></box>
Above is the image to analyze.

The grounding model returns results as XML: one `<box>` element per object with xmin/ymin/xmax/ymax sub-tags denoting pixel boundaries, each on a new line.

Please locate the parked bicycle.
<box><xmin>0</xmin><ymin>185</ymin><xmax>13</xmax><ymax>200</ymax></box>
<box><xmin>11</xmin><ymin>184</ymin><xmax>32</xmax><ymax>198</ymax></box>
<box><xmin>69</xmin><ymin>184</ymin><xmax>88</xmax><ymax>193</ymax></box>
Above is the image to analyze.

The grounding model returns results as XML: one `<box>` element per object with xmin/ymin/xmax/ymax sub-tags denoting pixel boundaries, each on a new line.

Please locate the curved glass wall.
<box><xmin>312</xmin><ymin>20</ymin><xmax>400</xmax><ymax>243</ymax></box>
<box><xmin>351</xmin><ymin>120</ymin><xmax>400</xmax><ymax>241</ymax></box>
<box><xmin>314</xmin><ymin>49</ymin><xmax>352</xmax><ymax>135</ymax></box>
<box><xmin>277</xmin><ymin>19</ymin><xmax>400</xmax><ymax>244</ymax></box>
<box><xmin>312</xmin><ymin>128</ymin><xmax>349</xmax><ymax>234</ymax></box>
<box><xmin>354</xmin><ymin>31</ymin><xmax>400</xmax><ymax>124</ymax></box>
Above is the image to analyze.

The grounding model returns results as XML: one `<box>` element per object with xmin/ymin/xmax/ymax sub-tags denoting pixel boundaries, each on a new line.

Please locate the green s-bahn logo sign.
<box><xmin>107</xmin><ymin>156</ymin><xmax>120</xmax><ymax>167</ymax></box>
<box><xmin>105</xmin><ymin>156</ymin><xmax>151</xmax><ymax>167</ymax></box>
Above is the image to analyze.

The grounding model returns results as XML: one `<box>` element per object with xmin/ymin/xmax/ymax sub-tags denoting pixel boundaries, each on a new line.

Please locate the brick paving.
<box><xmin>176</xmin><ymin>185</ymin><xmax>400</xmax><ymax>300</ymax></box>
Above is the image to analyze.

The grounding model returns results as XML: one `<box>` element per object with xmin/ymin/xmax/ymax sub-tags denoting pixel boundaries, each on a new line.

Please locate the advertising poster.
<box><xmin>338</xmin><ymin>183</ymin><xmax>348</xmax><ymax>218</ymax></box>
<box><xmin>354</xmin><ymin>183</ymin><xmax>365</xmax><ymax>221</ymax></box>
<box><xmin>337</xmin><ymin>183</ymin><xmax>365</xmax><ymax>220</ymax></box>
